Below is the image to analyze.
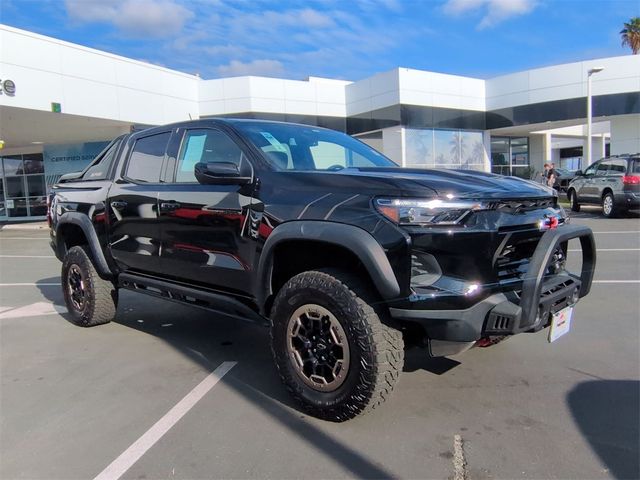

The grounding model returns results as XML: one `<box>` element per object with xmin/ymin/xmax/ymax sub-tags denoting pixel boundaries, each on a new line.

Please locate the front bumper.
<box><xmin>389</xmin><ymin>224</ymin><xmax>595</xmax><ymax>345</ymax></box>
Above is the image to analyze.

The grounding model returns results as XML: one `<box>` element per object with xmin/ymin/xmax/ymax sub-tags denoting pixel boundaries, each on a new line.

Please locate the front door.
<box><xmin>107</xmin><ymin>130</ymin><xmax>172</xmax><ymax>275</ymax></box>
<box><xmin>158</xmin><ymin>127</ymin><xmax>258</xmax><ymax>298</ymax></box>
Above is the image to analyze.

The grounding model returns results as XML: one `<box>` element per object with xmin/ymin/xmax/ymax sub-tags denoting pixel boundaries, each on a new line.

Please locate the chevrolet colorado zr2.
<box><xmin>49</xmin><ymin>119</ymin><xmax>596</xmax><ymax>421</ymax></box>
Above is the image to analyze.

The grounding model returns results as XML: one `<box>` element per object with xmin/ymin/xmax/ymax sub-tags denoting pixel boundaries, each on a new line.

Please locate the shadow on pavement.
<box><xmin>403</xmin><ymin>348</ymin><xmax>460</xmax><ymax>374</ymax></box>
<box><xmin>567</xmin><ymin>380</ymin><xmax>639</xmax><ymax>480</ymax></box>
<box><xmin>109</xmin><ymin>291</ymin><xmax>396</xmax><ymax>479</ymax></box>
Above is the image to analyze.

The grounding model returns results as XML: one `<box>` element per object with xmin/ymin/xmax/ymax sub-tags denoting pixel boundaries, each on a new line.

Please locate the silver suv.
<box><xmin>567</xmin><ymin>154</ymin><xmax>640</xmax><ymax>217</ymax></box>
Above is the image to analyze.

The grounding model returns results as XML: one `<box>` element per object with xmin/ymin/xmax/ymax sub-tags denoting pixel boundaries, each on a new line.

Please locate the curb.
<box><xmin>0</xmin><ymin>222</ymin><xmax>48</xmax><ymax>231</ymax></box>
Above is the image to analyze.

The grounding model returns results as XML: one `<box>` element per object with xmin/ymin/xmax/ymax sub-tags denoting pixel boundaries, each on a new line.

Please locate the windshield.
<box><xmin>230</xmin><ymin>121</ymin><xmax>398</xmax><ymax>171</ymax></box>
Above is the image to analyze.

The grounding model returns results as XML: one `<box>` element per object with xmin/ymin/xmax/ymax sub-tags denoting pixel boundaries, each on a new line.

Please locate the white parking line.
<box><xmin>93</xmin><ymin>361</ymin><xmax>237</xmax><ymax>480</ymax></box>
<box><xmin>0</xmin><ymin>255</ymin><xmax>56</xmax><ymax>258</ymax></box>
<box><xmin>568</xmin><ymin>248</ymin><xmax>640</xmax><ymax>252</ymax></box>
<box><xmin>0</xmin><ymin>283</ymin><xmax>61</xmax><ymax>286</ymax></box>
<box><xmin>593</xmin><ymin>280</ymin><xmax>640</xmax><ymax>284</ymax></box>
<box><xmin>592</xmin><ymin>231</ymin><xmax>640</xmax><ymax>234</ymax></box>
<box><xmin>0</xmin><ymin>302</ymin><xmax>66</xmax><ymax>319</ymax></box>
<box><xmin>453</xmin><ymin>434</ymin><xmax>467</xmax><ymax>480</ymax></box>
<box><xmin>0</xmin><ymin>237</ymin><xmax>50</xmax><ymax>240</ymax></box>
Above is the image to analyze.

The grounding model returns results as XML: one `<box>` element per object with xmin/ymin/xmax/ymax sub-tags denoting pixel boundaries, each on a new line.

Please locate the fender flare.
<box><xmin>257</xmin><ymin>221</ymin><xmax>401</xmax><ymax>311</ymax></box>
<box><xmin>55</xmin><ymin>212</ymin><xmax>114</xmax><ymax>278</ymax></box>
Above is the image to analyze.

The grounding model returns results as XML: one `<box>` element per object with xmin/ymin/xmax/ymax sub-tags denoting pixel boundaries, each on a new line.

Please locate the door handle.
<box><xmin>110</xmin><ymin>200</ymin><xmax>127</xmax><ymax>210</ymax></box>
<box><xmin>160</xmin><ymin>202</ymin><xmax>181</xmax><ymax>212</ymax></box>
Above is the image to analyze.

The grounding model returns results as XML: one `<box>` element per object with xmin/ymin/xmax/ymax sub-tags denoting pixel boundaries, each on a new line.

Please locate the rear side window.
<box><xmin>630</xmin><ymin>159</ymin><xmax>640</xmax><ymax>174</ymax></box>
<box><xmin>175</xmin><ymin>129</ymin><xmax>244</xmax><ymax>183</ymax></box>
<box><xmin>607</xmin><ymin>159</ymin><xmax>627</xmax><ymax>175</ymax></box>
<box><xmin>126</xmin><ymin>132</ymin><xmax>171</xmax><ymax>183</ymax></box>
<box><xmin>83</xmin><ymin>141</ymin><xmax>120</xmax><ymax>180</ymax></box>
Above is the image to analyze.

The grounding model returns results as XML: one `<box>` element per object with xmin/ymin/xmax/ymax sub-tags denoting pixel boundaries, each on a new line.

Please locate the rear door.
<box><xmin>107</xmin><ymin>130</ymin><xmax>172</xmax><ymax>275</ymax></box>
<box><xmin>592</xmin><ymin>159</ymin><xmax>613</xmax><ymax>200</ymax></box>
<box><xmin>605</xmin><ymin>158</ymin><xmax>627</xmax><ymax>195</ymax></box>
<box><xmin>158</xmin><ymin>127</ymin><xmax>259</xmax><ymax>297</ymax></box>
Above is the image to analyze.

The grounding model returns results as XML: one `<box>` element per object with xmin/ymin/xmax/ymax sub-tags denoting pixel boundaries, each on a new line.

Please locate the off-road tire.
<box><xmin>62</xmin><ymin>246</ymin><xmax>117</xmax><ymax>327</ymax></box>
<box><xmin>270</xmin><ymin>268</ymin><xmax>404</xmax><ymax>421</ymax></box>
<box><xmin>569</xmin><ymin>190</ymin><xmax>580</xmax><ymax>212</ymax></box>
<box><xmin>602</xmin><ymin>192</ymin><xmax>617</xmax><ymax>218</ymax></box>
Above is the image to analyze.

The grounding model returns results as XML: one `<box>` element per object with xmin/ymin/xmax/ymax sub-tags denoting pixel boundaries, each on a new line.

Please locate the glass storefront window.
<box><xmin>27</xmin><ymin>197</ymin><xmax>47</xmax><ymax>216</ymax></box>
<box><xmin>491</xmin><ymin>137</ymin><xmax>530</xmax><ymax>177</ymax></box>
<box><xmin>0</xmin><ymin>153</ymin><xmax>46</xmax><ymax>219</ymax></box>
<box><xmin>27</xmin><ymin>176</ymin><xmax>46</xmax><ymax>196</ymax></box>
<box><xmin>6</xmin><ymin>176</ymin><xmax>25</xmax><ymax>198</ymax></box>
<box><xmin>7</xmin><ymin>198</ymin><xmax>28</xmax><ymax>217</ymax></box>
<box><xmin>3</xmin><ymin>156</ymin><xmax>23</xmax><ymax>175</ymax></box>
<box><xmin>405</xmin><ymin>128</ymin><xmax>485</xmax><ymax>170</ymax></box>
<box><xmin>23</xmin><ymin>154</ymin><xmax>44</xmax><ymax>174</ymax></box>
<box><xmin>405</xmin><ymin>129</ymin><xmax>433</xmax><ymax>167</ymax></box>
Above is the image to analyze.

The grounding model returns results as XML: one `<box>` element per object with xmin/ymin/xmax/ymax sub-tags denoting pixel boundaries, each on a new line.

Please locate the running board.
<box><xmin>118</xmin><ymin>273</ymin><xmax>267</xmax><ymax>325</ymax></box>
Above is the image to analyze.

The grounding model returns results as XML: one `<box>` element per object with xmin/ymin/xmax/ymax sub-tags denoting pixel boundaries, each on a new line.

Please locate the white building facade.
<box><xmin>1</xmin><ymin>24</ymin><xmax>639</xmax><ymax>219</ymax></box>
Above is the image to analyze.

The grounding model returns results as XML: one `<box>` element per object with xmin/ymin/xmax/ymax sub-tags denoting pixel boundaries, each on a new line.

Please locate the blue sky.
<box><xmin>1</xmin><ymin>0</ymin><xmax>638</xmax><ymax>80</ymax></box>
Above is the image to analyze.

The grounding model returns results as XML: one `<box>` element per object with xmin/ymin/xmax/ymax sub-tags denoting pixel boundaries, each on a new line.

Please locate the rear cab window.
<box><xmin>125</xmin><ymin>132</ymin><xmax>171</xmax><ymax>183</ymax></box>
<box><xmin>81</xmin><ymin>139</ymin><xmax>122</xmax><ymax>181</ymax></box>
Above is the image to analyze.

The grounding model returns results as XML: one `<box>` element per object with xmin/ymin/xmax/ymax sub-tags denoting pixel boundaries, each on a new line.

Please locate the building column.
<box><xmin>528</xmin><ymin>133</ymin><xmax>551</xmax><ymax>177</ymax></box>
<box><xmin>382</xmin><ymin>127</ymin><xmax>405</xmax><ymax>166</ymax></box>
<box><xmin>592</xmin><ymin>135</ymin><xmax>606</xmax><ymax>161</ymax></box>
<box><xmin>482</xmin><ymin>131</ymin><xmax>491</xmax><ymax>173</ymax></box>
<box><xmin>609</xmin><ymin>115</ymin><xmax>640</xmax><ymax>156</ymax></box>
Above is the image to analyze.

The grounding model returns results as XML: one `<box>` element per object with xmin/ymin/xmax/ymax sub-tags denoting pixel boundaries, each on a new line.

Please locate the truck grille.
<box><xmin>488</xmin><ymin>198</ymin><xmax>555</xmax><ymax>213</ymax></box>
<box><xmin>495</xmin><ymin>234</ymin><xmax>542</xmax><ymax>285</ymax></box>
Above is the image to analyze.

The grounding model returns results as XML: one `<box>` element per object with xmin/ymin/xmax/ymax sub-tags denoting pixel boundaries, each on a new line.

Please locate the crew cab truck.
<box><xmin>49</xmin><ymin>119</ymin><xmax>596</xmax><ymax>421</ymax></box>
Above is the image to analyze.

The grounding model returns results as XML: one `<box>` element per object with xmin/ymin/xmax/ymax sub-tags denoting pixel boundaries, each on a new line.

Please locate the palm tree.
<box><xmin>620</xmin><ymin>17</ymin><xmax>640</xmax><ymax>54</ymax></box>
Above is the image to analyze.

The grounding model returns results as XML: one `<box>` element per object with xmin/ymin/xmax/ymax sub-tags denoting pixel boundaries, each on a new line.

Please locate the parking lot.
<box><xmin>1</xmin><ymin>208</ymin><xmax>638</xmax><ymax>480</ymax></box>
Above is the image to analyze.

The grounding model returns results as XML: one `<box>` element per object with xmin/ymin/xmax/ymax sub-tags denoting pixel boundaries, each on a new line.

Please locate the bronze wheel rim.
<box><xmin>286</xmin><ymin>304</ymin><xmax>350</xmax><ymax>392</ymax></box>
<box><xmin>67</xmin><ymin>264</ymin><xmax>87</xmax><ymax>311</ymax></box>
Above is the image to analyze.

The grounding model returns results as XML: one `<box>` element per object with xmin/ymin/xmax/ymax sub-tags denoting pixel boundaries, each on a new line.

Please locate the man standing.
<box><xmin>547</xmin><ymin>163</ymin><xmax>557</xmax><ymax>188</ymax></box>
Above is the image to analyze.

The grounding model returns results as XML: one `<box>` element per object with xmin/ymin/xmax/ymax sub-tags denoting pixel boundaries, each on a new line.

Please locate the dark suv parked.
<box><xmin>49</xmin><ymin>119</ymin><xmax>595</xmax><ymax>421</ymax></box>
<box><xmin>567</xmin><ymin>154</ymin><xmax>640</xmax><ymax>217</ymax></box>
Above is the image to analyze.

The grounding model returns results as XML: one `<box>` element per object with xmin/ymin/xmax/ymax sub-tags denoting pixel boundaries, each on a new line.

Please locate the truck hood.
<box><xmin>343</xmin><ymin>167</ymin><xmax>555</xmax><ymax>199</ymax></box>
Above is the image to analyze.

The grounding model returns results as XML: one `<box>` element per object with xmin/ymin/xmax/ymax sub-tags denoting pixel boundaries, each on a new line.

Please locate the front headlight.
<box><xmin>375</xmin><ymin>198</ymin><xmax>487</xmax><ymax>226</ymax></box>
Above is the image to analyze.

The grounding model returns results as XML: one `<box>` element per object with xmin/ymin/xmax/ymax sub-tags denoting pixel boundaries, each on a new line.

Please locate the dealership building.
<box><xmin>1</xmin><ymin>24</ymin><xmax>639</xmax><ymax>220</ymax></box>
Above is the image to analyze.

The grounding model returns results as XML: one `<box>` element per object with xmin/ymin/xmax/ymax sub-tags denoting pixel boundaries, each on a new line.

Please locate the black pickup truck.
<box><xmin>49</xmin><ymin>119</ymin><xmax>596</xmax><ymax>421</ymax></box>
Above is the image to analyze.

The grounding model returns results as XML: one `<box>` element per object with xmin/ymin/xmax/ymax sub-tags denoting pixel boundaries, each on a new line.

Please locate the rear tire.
<box><xmin>62</xmin><ymin>246</ymin><xmax>117</xmax><ymax>327</ymax></box>
<box><xmin>270</xmin><ymin>269</ymin><xmax>404</xmax><ymax>421</ymax></box>
<box><xmin>569</xmin><ymin>190</ymin><xmax>580</xmax><ymax>212</ymax></box>
<box><xmin>602</xmin><ymin>192</ymin><xmax>617</xmax><ymax>218</ymax></box>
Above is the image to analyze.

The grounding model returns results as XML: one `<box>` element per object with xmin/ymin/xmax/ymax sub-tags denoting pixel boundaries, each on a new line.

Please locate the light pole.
<box><xmin>586</xmin><ymin>66</ymin><xmax>604</xmax><ymax>167</ymax></box>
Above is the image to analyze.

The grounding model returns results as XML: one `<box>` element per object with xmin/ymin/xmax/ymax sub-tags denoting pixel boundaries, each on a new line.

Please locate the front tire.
<box><xmin>569</xmin><ymin>190</ymin><xmax>581</xmax><ymax>212</ymax></box>
<box><xmin>270</xmin><ymin>269</ymin><xmax>404</xmax><ymax>421</ymax></box>
<box><xmin>62</xmin><ymin>246</ymin><xmax>117</xmax><ymax>327</ymax></box>
<box><xmin>602</xmin><ymin>192</ymin><xmax>617</xmax><ymax>218</ymax></box>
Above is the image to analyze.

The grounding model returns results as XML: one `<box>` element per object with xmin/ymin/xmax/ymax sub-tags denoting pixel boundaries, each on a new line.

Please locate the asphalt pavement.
<box><xmin>1</xmin><ymin>209</ymin><xmax>638</xmax><ymax>480</ymax></box>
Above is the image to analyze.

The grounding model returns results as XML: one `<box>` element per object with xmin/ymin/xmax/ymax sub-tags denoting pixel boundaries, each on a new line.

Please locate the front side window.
<box><xmin>583</xmin><ymin>162</ymin><xmax>598</xmax><ymax>176</ymax></box>
<box><xmin>231</xmin><ymin>121</ymin><xmax>396</xmax><ymax>171</ymax></box>
<box><xmin>126</xmin><ymin>132</ymin><xmax>171</xmax><ymax>183</ymax></box>
<box><xmin>175</xmin><ymin>129</ymin><xmax>244</xmax><ymax>183</ymax></box>
<box><xmin>596</xmin><ymin>161</ymin><xmax>610</xmax><ymax>176</ymax></box>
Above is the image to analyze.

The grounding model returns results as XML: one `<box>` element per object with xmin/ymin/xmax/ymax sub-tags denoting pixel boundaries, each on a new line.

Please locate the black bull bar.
<box><xmin>514</xmin><ymin>223</ymin><xmax>596</xmax><ymax>332</ymax></box>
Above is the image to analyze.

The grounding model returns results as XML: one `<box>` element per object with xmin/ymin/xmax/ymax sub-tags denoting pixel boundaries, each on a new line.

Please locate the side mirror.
<box><xmin>574</xmin><ymin>169</ymin><xmax>583</xmax><ymax>176</ymax></box>
<box><xmin>194</xmin><ymin>162</ymin><xmax>251</xmax><ymax>185</ymax></box>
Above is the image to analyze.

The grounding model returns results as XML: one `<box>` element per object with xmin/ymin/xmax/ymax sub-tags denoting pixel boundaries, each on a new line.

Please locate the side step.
<box><xmin>118</xmin><ymin>273</ymin><xmax>267</xmax><ymax>325</ymax></box>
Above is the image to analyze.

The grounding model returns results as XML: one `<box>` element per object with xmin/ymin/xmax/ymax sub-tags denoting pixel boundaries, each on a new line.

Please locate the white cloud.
<box><xmin>216</xmin><ymin>59</ymin><xmax>285</xmax><ymax>77</ymax></box>
<box><xmin>64</xmin><ymin>0</ymin><xmax>193</xmax><ymax>38</ymax></box>
<box><xmin>443</xmin><ymin>0</ymin><xmax>537</xmax><ymax>29</ymax></box>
